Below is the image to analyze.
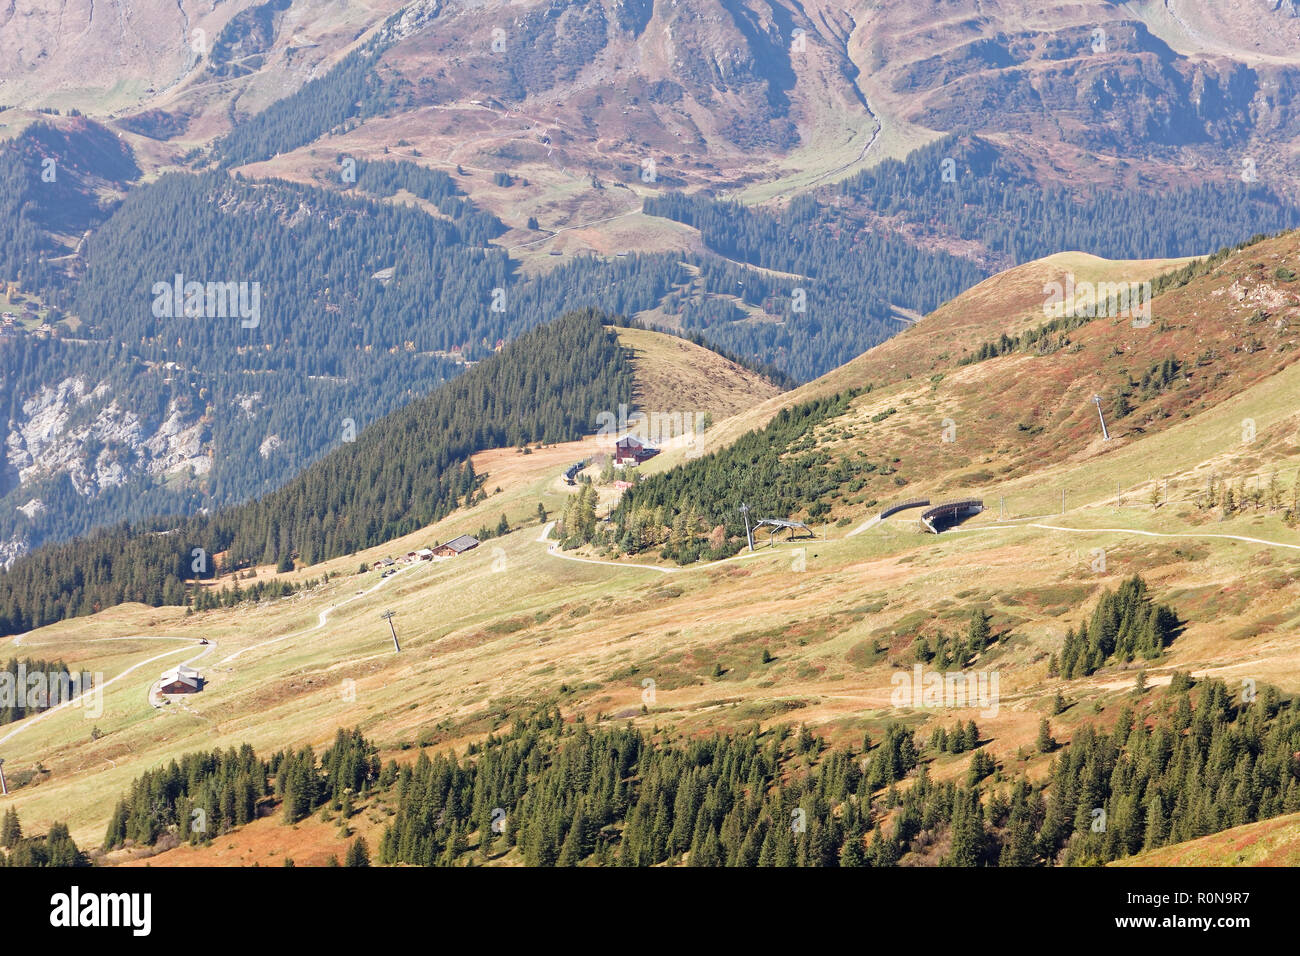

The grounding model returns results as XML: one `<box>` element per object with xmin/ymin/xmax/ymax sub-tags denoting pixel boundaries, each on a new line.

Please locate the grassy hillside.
<box><xmin>617</xmin><ymin>325</ymin><xmax>783</xmax><ymax>421</ymax></box>
<box><xmin>4</xmin><ymin>238</ymin><xmax>1300</xmax><ymax>868</ymax></box>
<box><xmin>1114</xmin><ymin>813</ymin><xmax>1300</xmax><ymax>867</ymax></box>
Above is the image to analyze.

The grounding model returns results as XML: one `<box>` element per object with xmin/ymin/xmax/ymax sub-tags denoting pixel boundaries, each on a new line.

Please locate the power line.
<box><xmin>739</xmin><ymin>503</ymin><xmax>754</xmax><ymax>552</ymax></box>
<box><xmin>381</xmin><ymin>610</ymin><xmax>400</xmax><ymax>653</ymax></box>
<box><xmin>1093</xmin><ymin>394</ymin><xmax>1111</xmax><ymax>441</ymax></box>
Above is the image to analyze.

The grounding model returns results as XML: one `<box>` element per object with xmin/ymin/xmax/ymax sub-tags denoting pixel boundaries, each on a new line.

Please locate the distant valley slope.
<box><xmin>4</xmin><ymin>0</ymin><xmax>1300</xmax><ymax>560</ymax></box>
<box><xmin>3</xmin><ymin>236</ymin><xmax>1300</xmax><ymax>869</ymax></box>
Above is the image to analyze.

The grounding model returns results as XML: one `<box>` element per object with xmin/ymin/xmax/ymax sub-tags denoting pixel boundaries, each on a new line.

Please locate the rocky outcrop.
<box><xmin>5</xmin><ymin>377</ymin><xmax>212</xmax><ymax>498</ymax></box>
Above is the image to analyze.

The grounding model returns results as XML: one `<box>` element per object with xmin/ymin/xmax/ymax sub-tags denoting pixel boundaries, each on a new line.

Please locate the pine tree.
<box><xmin>1</xmin><ymin>807</ymin><xmax>21</xmax><ymax>848</ymax></box>
<box><xmin>1037</xmin><ymin>718</ymin><xmax>1055</xmax><ymax>754</ymax></box>
<box><xmin>1143</xmin><ymin>793</ymin><xmax>1168</xmax><ymax>850</ymax></box>
<box><xmin>344</xmin><ymin>835</ymin><xmax>370</xmax><ymax>867</ymax></box>
<box><xmin>967</xmin><ymin>608</ymin><xmax>991</xmax><ymax>652</ymax></box>
<box><xmin>839</xmin><ymin>825</ymin><xmax>865</xmax><ymax>867</ymax></box>
<box><xmin>557</xmin><ymin>807</ymin><xmax>587</xmax><ymax>866</ymax></box>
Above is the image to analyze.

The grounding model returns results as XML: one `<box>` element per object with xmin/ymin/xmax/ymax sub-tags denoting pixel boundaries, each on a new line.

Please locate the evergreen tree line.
<box><xmin>609</xmin><ymin>314</ymin><xmax>795</xmax><ymax>391</ymax></box>
<box><xmin>348</xmin><ymin>158</ymin><xmax>501</xmax><ymax>243</ymax></box>
<box><xmin>350</xmin><ymin>156</ymin><xmax>459</xmax><ymax>202</ymax></box>
<box><xmin>212</xmin><ymin>48</ymin><xmax>393</xmax><ymax>167</ymax></box>
<box><xmin>610</xmin><ymin>390</ymin><xmax>860</xmax><ymax>562</ymax></box>
<box><xmin>0</xmin><ymin>808</ymin><xmax>87</xmax><ymax>867</ymax></box>
<box><xmin>366</xmin><ymin>677</ymin><xmax>1300</xmax><ymax>866</ymax></box>
<box><xmin>959</xmin><ymin>231</ymin><xmax>1283</xmax><ymax>368</ymax></box>
<box><xmin>960</xmin><ymin>311</ymin><xmax>1098</xmax><ymax>365</ymax></box>
<box><xmin>85</xmin><ymin>670</ymin><xmax>1300</xmax><ymax>866</ymax></box>
<box><xmin>185</xmin><ymin>573</ymin><xmax>308</xmax><ymax>613</ymax></box>
<box><xmin>641</xmin><ymin>138</ymin><xmax>1297</xmax><ymax>380</ymax></box>
<box><xmin>643</xmin><ymin>193</ymin><xmax>986</xmax><ymax>381</ymax></box>
<box><xmin>0</xmin><ymin>311</ymin><xmax>634</xmax><ymax>634</ymax></box>
<box><xmin>834</xmin><ymin>133</ymin><xmax>1300</xmax><ymax>265</ymax></box>
<box><xmin>1052</xmin><ymin>575</ymin><xmax>1181</xmax><ymax>679</ymax></box>
<box><xmin>103</xmin><ymin>727</ymin><xmax>378</xmax><ymax>849</ymax></box>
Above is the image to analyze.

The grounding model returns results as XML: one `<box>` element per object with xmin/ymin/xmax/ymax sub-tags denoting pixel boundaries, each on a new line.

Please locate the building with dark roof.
<box><xmin>432</xmin><ymin>535</ymin><xmax>480</xmax><ymax>557</ymax></box>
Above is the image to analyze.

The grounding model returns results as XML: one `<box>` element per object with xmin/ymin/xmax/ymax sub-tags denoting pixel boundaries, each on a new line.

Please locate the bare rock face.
<box><xmin>144</xmin><ymin>409</ymin><xmax>212</xmax><ymax>479</ymax></box>
<box><xmin>258</xmin><ymin>434</ymin><xmax>284</xmax><ymax>459</ymax></box>
<box><xmin>0</xmin><ymin>534</ymin><xmax>28</xmax><ymax>568</ymax></box>
<box><xmin>5</xmin><ymin>377</ymin><xmax>212</xmax><ymax>499</ymax></box>
<box><xmin>15</xmin><ymin>499</ymin><xmax>44</xmax><ymax>519</ymax></box>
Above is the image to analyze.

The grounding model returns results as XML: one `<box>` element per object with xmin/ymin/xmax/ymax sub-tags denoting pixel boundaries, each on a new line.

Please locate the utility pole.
<box><xmin>739</xmin><ymin>503</ymin><xmax>754</xmax><ymax>552</ymax></box>
<box><xmin>1093</xmin><ymin>394</ymin><xmax>1110</xmax><ymax>441</ymax></box>
<box><xmin>1164</xmin><ymin>478</ymin><xmax>1169</xmax><ymax>505</ymax></box>
<box><xmin>1000</xmin><ymin>496</ymin><xmax>1005</xmax><ymax>519</ymax></box>
<box><xmin>0</xmin><ymin>758</ymin><xmax>7</xmax><ymax>796</ymax></box>
<box><xmin>381</xmin><ymin>610</ymin><xmax>400</xmax><ymax>653</ymax></box>
<box><xmin>1061</xmin><ymin>488</ymin><xmax>1066</xmax><ymax>515</ymax></box>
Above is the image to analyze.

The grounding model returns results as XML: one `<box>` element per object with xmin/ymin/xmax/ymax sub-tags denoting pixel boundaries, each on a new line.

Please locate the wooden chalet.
<box><xmin>159</xmin><ymin>664</ymin><xmax>203</xmax><ymax>695</ymax></box>
<box><xmin>613</xmin><ymin>436</ymin><xmax>657</xmax><ymax>466</ymax></box>
<box><xmin>431</xmin><ymin>535</ymin><xmax>480</xmax><ymax>557</ymax></box>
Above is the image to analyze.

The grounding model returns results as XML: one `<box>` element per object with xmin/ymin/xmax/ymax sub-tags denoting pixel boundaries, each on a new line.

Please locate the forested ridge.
<box><xmin>0</xmin><ymin>121</ymin><xmax>139</xmax><ymax>306</ymax></box>
<box><xmin>0</xmin><ymin>162</ymin><xmax>683</xmax><ymax>555</ymax></box>
<box><xmin>644</xmin><ymin>194</ymin><xmax>985</xmax><ymax>380</ymax></box>
<box><xmin>0</xmin><ymin>311</ymin><xmax>633</xmax><ymax>634</ymax></box>
<box><xmin>213</xmin><ymin>47</ymin><xmax>393</xmax><ymax>168</ymax></box>
<box><xmin>834</xmin><ymin>133</ymin><xmax>1300</xmax><ymax>264</ymax></box>
<box><xmin>93</xmin><ymin>670</ymin><xmax>1300</xmax><ymax>866</ymax></box>
<box><xmin>7</xmin><ymin>96</ymin><xmax>1298</xmax><ymax>574</ymax></box>
<box><xmin>641</xmin><ymin>135</ymin><xmax>1300</xmax><ymax>381</ymax></box>
<box><xmin>602</xmin><ymin>390</ymin><xmax>870</xmax><ymax>562</ymax></box>
<box><xmin>960</xmin><ymin>232</ymin><xmax>1282</xmax><ymax>367</ymax></box>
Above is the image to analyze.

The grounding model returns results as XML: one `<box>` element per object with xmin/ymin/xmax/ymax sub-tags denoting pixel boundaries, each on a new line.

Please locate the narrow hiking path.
<box><xmin>0</xmin><ymin>559</ymin><xmax>429</xmax><ymax>748</ymax></box>
<box><xmin>847</xmin><ymin>514</ymin><xmax>883</xmax><ymax>537</ymax></box>
<box><xmin>538</xmin><ymin>521</ymin><xmax>793</xmax><ymax>574</ymax></box>
<box><xmin>9</xmin><ymin>472</ymin><xmax>1296</xmax><ymax>752</ymax></box>
<box><xmin>0</xmin><ymin>637</ymin><xmax>213</xmax><ymax>747</ymax></box>
<box><xmin>948</xmin><ymin>521</ymin><xmax>1300</xmax><ymax>552</ymax></box>
<box><xmin>217</xmin><ymin>558</ymin><xmax>422</xmax><ymax>666</ymax></box>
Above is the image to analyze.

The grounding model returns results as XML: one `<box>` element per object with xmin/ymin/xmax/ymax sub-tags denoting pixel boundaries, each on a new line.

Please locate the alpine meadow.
<box><xmin>2</xmin><ymin>0</ymin><xmax>1300</xmax><ymax>937</ymax></box>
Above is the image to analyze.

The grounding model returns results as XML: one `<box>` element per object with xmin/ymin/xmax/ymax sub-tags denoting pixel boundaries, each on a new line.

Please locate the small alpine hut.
<box><xmin>160</xmin><ymin>664</ymin><xmax>203</xmax><ymax>695</ymax></box>
<box><xmin>432</xmin><ymin>534</ymin><xmax>480</xmax><ymax>558</ymax></box>
<box><xmin>613</xmin><ymin>435</ymin><xmax>657</xmax><ymax>467</ymax></box>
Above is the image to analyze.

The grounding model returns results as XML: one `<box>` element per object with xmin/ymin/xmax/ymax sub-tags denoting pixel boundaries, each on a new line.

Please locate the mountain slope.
<box><xmin>1114</xmin><ymin>812</ymin><xmax>1300</xmax><ymax>867</ymax></box>
<box><xmin>5</xmin><ymin>238</ymin><xmax>1300</xmax><ymax>869</ymax></box>
<box><xmin>0</xmin><ymin>312</ymin><xmax>788</xmax><ymax>632</ymax></box>
<box><xmin>7</xmin><ymin>3</ymin><xmax>1300</xmax><ymax>565</ymax></box>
